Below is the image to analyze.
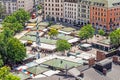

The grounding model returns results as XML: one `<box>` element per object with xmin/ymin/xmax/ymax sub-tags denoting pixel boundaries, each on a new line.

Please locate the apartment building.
<box><xmin>0</xmin><ymin>0</ymin><xmax>34</xmax><ymax>14</ymax></box>
<box><xmin>90</xmin><ymin>0</ymin><xmax>120</xmax><ymax>32</ymax></box>
<box><xmin>44</xmin><ymin>0</ymin><xmax>64</xmax><ymax>22</ymax></box>
<box><xmin>78</xmin><ymin>0</ymin><xmax>91</xmax><ymax>25</ymax></box>
<box><xmin>17</xmin><ymin>0</ymin><xmax>33</xmax><ymax>12</ymax></box>
<box><xmin>64</xmin><ymin>0</ymin><xmax>78</xmax><ymax>24</ymax></box>
<box><xmin>44</xmin><ymin>0</ymin><xmax>120</xmax><ymax>32</ymax></box>
<box><xmin>0</xmin><ymin>0</ymin><xmax>17</xmax><ymax>14</ymax></box>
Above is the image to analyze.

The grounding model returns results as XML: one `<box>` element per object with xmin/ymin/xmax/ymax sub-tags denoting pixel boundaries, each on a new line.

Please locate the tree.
<box><xmin>98</xmin><ymin>29</ymin><xmax>105</xmax><ymax>36</ymax></box>
<box><xmin>7</xmin><ymin>38</ymin><xmax>26</xmax><ymax>64</ymax></box>
<box><xmin>0</xmin><ymin>66</ymin><xmax>20</xmax><ymax>80</ymax></box>
<box><xmin>13</xmin><ymin>9</ymin><xmax>30</xmax><ymax>25</ymax></box>
<box><xmin>3</xmin><ymin>9</ymin><xmax>29</xmax><ymax>33</ymax></box>
<box><xmin>2</xmin><ymin>27</ymin><xmax>14</xmax><ymax>41</ymax></box>
<box><xmin>5</xmin><ymin>74</ymin><xmax>20</xmax><ymax>80</ymax></box>
<box><xmin>0</xmin><ymin>66</ymin><xmax>10</xmax><ymax>80</ymax></box>
<box><xmin>0</xmin><ymin>2</ymin><xmax>5</xmax><ymax>19</ymax></box>
<box><xmin>56</xmin><ymin>40</ymin><xmax>71</xmax><ymax>55</ymax></box>
<box><xmin>0</xmin><ymin>27</ymin><xmax>26</xmax><ymax>65</ymax></box>
<box><xmin>0</xmin><ymin>55</ymin><xmax>3</xmax><ymax>67</ymax></box>
<box><xmin>109</xmin><ymin>29</ymin><xmax>120</xmax><ymax>46</ymax></box>
<box><xmin>48</xmin><ymin>28</ymin><xmax>58</xmax><ymax>38</ymax></box>
<box><xmin>37</xmin><ymin>5</ymin><xmax>42</xmax><ymax>10</ymax></box>
<box><xmin>3</xmin><ymin>22</ymin><xmax>23</xmax><ymax>33</ymax></box>
<box><xmin>3</xmin><ymin>15</ymin><xmax>17</xmax><ymax>23</ymax></box>
<box><xmin>0</xmin><ymin>28</ymin><xmax>14</xmax><ymax>64</ymax></box>
<box><xmin>12</xmin><ymin>22</ymin><xmax>23</xmax><ymax>33</ymax></box>
<box><xmin>79</xmin><ymin>24</ymin><xmax>95</xmax><ymax>42</ymax></box>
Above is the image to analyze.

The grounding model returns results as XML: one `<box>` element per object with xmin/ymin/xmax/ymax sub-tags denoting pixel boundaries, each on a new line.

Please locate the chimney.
<box><xmin>88</xmin><ymin>58</ymin><xmax>95</xmax><ymax>67</ymax></box>
<box><xmin>113</xmin><ymin>56</ymin><xmax>119</xmax><ymax>63</ymax></box>
<box><xmin>96</xmin><ymin>51</ymin><xmax>106</xmax><ymax>61</ymax></box>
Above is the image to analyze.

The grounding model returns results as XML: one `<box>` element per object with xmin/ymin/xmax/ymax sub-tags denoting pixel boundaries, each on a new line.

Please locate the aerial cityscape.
<box><xmin>0</xmin><ymin>0</ymin><xmax>120</xmax><ymax>80</ymax></box>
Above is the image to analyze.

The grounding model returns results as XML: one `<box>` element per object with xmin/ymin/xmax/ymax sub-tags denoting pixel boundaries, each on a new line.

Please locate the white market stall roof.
<box><xmin>35</xmin><ymin>55</ymin><xmax>57</xmax><ymax>64</ymax></box>
<box><xmin>25</xmin><ymin>62</ymin><xmax>38</xmax><ymax>68</ymax></box>
<box><xmin>39</xmin><ymin>32</ymin><xmax>44</xmax><ymax>37</ymax></box>
<box><xmin>24</xmin><ymin>53</ymin><xmax>35</xmax><ymax>60</ymax></box>
<box><xmin>20</xmin><ymin>40</ymin><xmax>27</xmax><ymax>44</ymax></box>
<box><xmin>43</xmin><ymin>70</ymin><xmax>60</xmax><ymax>76</ymax></box>
<box><xmin>14</xmin><ymin>30</ymin><xmax>29</xmax><ymax>39</ymax></box>
<box><xmin>68</xmin><ymin>38</ymin><xmax>79</xmax><ymax>43</ymax></box>
<box><xmin>58</xmin><ymin>30</ymin><xmax>71</xmax><ymax>35</ymax></box>
<box><xmin>77</xmin><ymin>52</ymin><xmax>96</xmax><ymax>60</ymax></box>
<box><xmin>33</xmin><ymin>74</ymin><xmax>46</xmax><ymax>79</ymax></box>
<box><xmin>26</xmin><ymin>26</ymin><xmax>34</xmax><ymax>29</ymax></box>
<box><xmin>16</xmin><ymin>65</ymin><xmax>28</xmax><ymax>71</ymax></box>
<box><xmin>43</xmin><ymin>29</ymin><xmax>48</xmax><ymax>32</ymax></box>
<box><xmin>31</xmin><ymin>42</ymin><xmax>56</xmax><ymax>51</ymax></box>
<box><xmin>80</xmin><ymin>44</ymin><xmax>92</xmax><ymax>48</ymax></box>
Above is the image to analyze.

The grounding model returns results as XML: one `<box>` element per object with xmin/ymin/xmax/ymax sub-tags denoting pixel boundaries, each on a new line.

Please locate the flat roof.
<box><xmin>80</xmin><ymin>44</ymin><xmax>92</xmax><ymax>48</ymax></box>
<box><xmin>96</xmin><ymin>58</ymin><xmax>112</xmax><ymax>66</ymax></box>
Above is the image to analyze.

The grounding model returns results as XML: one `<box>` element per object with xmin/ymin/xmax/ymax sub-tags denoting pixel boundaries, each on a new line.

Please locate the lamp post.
<box><xmin>65</xmin><ymin>64</ymin><xmax>68</xmax><ymax>78</ymax></box>
<box><xmin>33</xmin><ymin>0</ymin><xmax>41</xmax><ymax>59</ymax></box>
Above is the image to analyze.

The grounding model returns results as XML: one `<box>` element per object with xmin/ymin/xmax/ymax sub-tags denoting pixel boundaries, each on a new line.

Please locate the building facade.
<box><xmin>64</xmin><ymin>0</ymin><xmax>78</xmax><ymax>24</ymax></box>
<box><xmin>0</xmin><ymin>0</ymin><xmax>17</xmax><ymax>14</ymax></box>
<box><xmin>17</xmin><ymin>0</ymin><xmax>33</xmax><ymax>12</ymax></box>
<box><xmin>0</xmin><ymin>0</ymin><xmax>34</xmax><ymax>14</ymax></box>
<box><xmin>44</xmin><ymin>0</ymin><xmax>64</xmax><ymax>22</ymax></box>
<box><xmin>78</xmin><ymin>0</ymin><xmax>91</xmax><ymax>26</ymax></box>
<box><xmin>90</xmin><ymin>0</ymin><xmax>120</xmax><ymax>32</ymax></box>
<box><xmin>43</xmin><ymin>0</ymin><xmax>120</xmax><ymax>32</ymax></box>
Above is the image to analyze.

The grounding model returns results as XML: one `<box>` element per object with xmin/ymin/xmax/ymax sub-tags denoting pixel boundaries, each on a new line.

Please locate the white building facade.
<box><xmin>44</xmin><ymin>0</ymin><xmax>64</xmax><ymax>22</ymax></box>
<box><xmin>78</xmin><ymin>0</ymin><xmax>91</xmax><ymax>25</ymax></box>
<box><xmin>0</xmin><ymin>0</ymin><xmax>34</xmax><ymax>14</ymax></box>
<box><xmin>64</xmin><ymin>0</ymin><xmax>78</xmax><ymax>24</ymax></box>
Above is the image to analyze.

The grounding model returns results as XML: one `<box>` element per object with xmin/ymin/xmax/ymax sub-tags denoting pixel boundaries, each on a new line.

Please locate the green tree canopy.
<box><xmin>3</xmin><ymin>9</ymin><xmax>30</xmax><ymax>33</ymax></box>
<box><xmin>0</xmin><ymin>66</ymin><xmax>20</xmax><ymax>80</ymax></box>
<box><xmin>98</xmin><ymin>29</ymin><xmax>105</xmax><ymax>36</ymax></box>
<box><xmin>0</xmin><ymin>28</ymin><xmax>14</xmax><ymax>64</ymax></box>
<box><xmin>0</xmin><ymin>55</ymin><xmax>3</xmax><ymax>67</ymax></box>
<box><xmin>3</xmin><ymin>15</ymin><xmax>17</xmax><ymax>23</ymax></box>
<box><xmin>13</xmin><ymin>9</ymin><xmax>30</xmax><ymax>25</ymax></box>
<box><xmin>56</xmin><ymin>40</ymin><xmax>71</xmax><ymax>52</ymax></box>
<box><xmin>3</xmin><ymin>22</ymin><xmax>23</xmax><ymax>33</ymax></box>
<box><xmin>0</xmin><ymin>66</ymin><xmax>10</xmax><ymax>80</ymax></box>
<box><xmin>0</xmin><ymin>2</ymin><xmax>5</xmax><ymax>19</ymax></box>
<box><xmin>37</xmin><ymin>5</ymin><xmax>42</xmax><ymax>10</ymax></box>
<box><xmin>7</xmin><ymin>38</ymin><xmax>26</xmax><ymax>63</ymax></box>
<box><xmin>2</xmin><ymin>27</ymin><xmax>14</xmax><ymax>41</ymax></box>
<box><xmin>0</xmin><ymin>29</ymin><xmax>26</xmax><ymax>64</ymax></box>
<box><xmin>109</xmin><ymin>29</ymin><xmax>120</xmax><ymax>46</ymax></box>
<box><xmin>5</xmin><ymin>74</ymin><xmax>20</xmax><ymax>80</ymax></box>
<box><xmin>48</xmin><ymin>28</ymin><xmax>58</xmax><ymax>38</ymax></box>
<box><xmin>79</xmin><ymin>24</ymin><xmax>95</xmax><ymax>42</ymax></box>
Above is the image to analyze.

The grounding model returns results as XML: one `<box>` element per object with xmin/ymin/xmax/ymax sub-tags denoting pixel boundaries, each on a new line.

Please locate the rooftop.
<box><xmin>91</xmin><ymin>0</ymin><xmax>120</xmax><ymax>8</ymax></box>
<box><xmin>31</xmin><ymin>63</ymin><xmax>120</xmax><ymax>80</ymax></box>
<box><xmin>83</xmin><ymin>63</ymin><xmax>120</xmax><ymax>80</ymax></box>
